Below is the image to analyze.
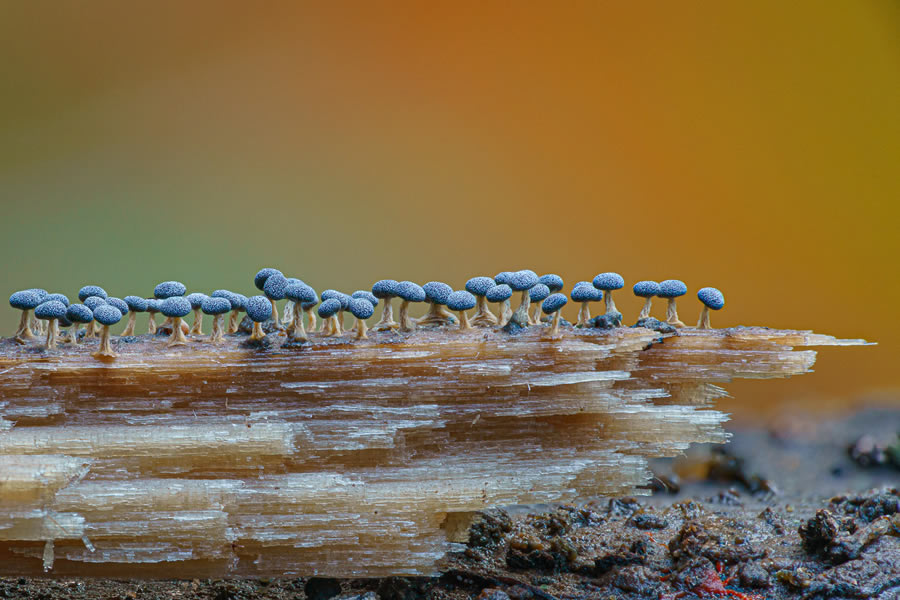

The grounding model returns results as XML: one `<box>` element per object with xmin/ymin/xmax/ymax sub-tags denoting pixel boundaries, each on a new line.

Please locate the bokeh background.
<box><xmin>2</xmin><ymin>2</ymin><xmax>898</xmax><ymax>422</ymax></box>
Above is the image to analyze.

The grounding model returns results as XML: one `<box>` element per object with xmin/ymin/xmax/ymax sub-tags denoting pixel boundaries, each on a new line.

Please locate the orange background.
<box><xmin>1</xmin><ymin>2</ymin><xmax>898</xmax><ymax>422</ymax></box>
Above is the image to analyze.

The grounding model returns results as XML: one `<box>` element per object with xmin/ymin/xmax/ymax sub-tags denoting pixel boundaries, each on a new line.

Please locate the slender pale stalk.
<box><xmin>15</xmin><ymin>310</ymin><xmax>35</xmax><ymax>341</ymax></box>
<box><xmin>282</xmin><ymin>301</ymin><xmax>295</xmax><ymax>327</ymax></box>
<box><xmin>666</xmin><ymin>298</ymin><xmax>686</xmax><ymax>328</ymax></box>
<box><xmin>29</xmin><ymin>312</ymin><xmax>41</xmax><ymax>336</ymax></box>
<box><xmin>399</xmin><ymin>300</ymin><xmax>416</xmax><ymax>331</ymax></box>
<box><xmin>227</xmin><ymin>310</ymin><xmax>240</xmax><ymax>334</ymax></box>
<box><xmin>418</xmin><ymin>303</ymin><xmax>456</xmax><ymax>326</ymax></box>
<box><xmin>471</xmin><ymin>296</ymin><xmax>498</xmax><ymax>327</ymax></box>
<box><xmin>69</xmin><ymin>324</ymin><xmax>79</xmax><ymax>345</ymax></box>
<box><xmin>86</xmin><ymin>321</ymin><xmax>97</xmax><ymax>338</ymax></box>
<box><xmin>500</xmin><ymin>300</ymin><xmax>512</xmax><ymax>326</ymax></box>
<box><xmin>512</xmin><ymin>290</ymin><xmax>531</xmax><ymax>325</ymax></box>
<box><xmin>638</xmin><ymin>298</ymin><xmax>654</xmax><ymax>320</ymax></box>
<box><xmin>304</xmin><ymin>307</ymin><xmax>317</xmax><ymax>333</ymax></box>
<box><xmin>93</xmin><ymin>325</ymin><xmax>117</xmax><ymax>358</ymax></box>
<box><xmin>147</xmin><ymin>313</ymin><xmax>158</xmax><ymax>335</ymax></box>
<box><xmin>289</xmin><ymin>304</ymin><xmax>308</xmax><ymax>342</ymax></box>
<box><xmin>547</xmin><ymin>311</ymin><xmax>562</xmax><ymax>337</ymax></box>
<box><xmin>697</xmin><ymin>307</ymin><xmax>712</xmax><ymax>329</ymax></box>
<box><xmin>336</xmin><ymin>310</ymin><xmax>345</xmax><ymax>335</ymax></box>
<box><xmin>209</xmin><ymin>315</ymin><xmax>225</xmax><ymax>343</ymax></box>
<box><xmin>121</xmin><ymin>312</ymin><xmax>137</xmax><ymax>336</ymax></box>
<box><xmin>45</xmin><ymin>320</ymin><xmax>58</xmax><ymax>350</ymax></box>
<box><xmin>604</xmin><ymin>290</ymin><xmax>618</xmax><ymax>315</ymax></box>
<box><xmin>189</xmin><ymin>309</ymin><xmax>204</xmax><ymax>335</ymax></box>
<box><xmin>457</xmin><ymin>310</ymin><xmax>471</xmax><ymax>331</ymax></box>
<box><xmin>269</xmin><ymin>299</ymin><xmax>281</xmax><ymax>329</ymax></box>
<box><xmin>373</xmin><ymin>298</ymin><xmax>399</xmax><ymax>331</ymax></box>
<box><xmin>167</xmin><ymin>317</ymin><xmax>188</xmax><ymax>347</ymax></box>
<box><xmin>576</xmin><ymin>302</ymin><xmax>592</xmax><ymax>327</ymax></box>
<box><xmin>355</xmin><ymin>318</ymin><xmax>369</xmax><ymax>340</ymax></box>
<box><xmin>250</xmin><ymin>322</ymin><xmax>265</xmax><ymax>342</ymax></box>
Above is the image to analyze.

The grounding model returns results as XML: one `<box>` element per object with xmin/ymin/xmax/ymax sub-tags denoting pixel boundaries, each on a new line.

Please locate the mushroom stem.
<box><xmin>86</xmin><ymin>321</ymin><xmax>97</xmax><ymax>338</ymax></box>
<box><xmin>45</xmin><ymin>320</ymin><xmax>58</xmax><ymax>350</ymax></box>
<box><xmin>227</xmin><ymin>310</ymin><xmax>240</xmax><ymax>334</ymax></box>
<box><xmin>530</xmin><ymin>305</ymin><xmax>542</xmax><ymax>325</ymax></box>
<box><xmin>282</xmin><ymin>301</ymin><xmax>294</xmax><ymax>326</ymax></box>
<box><xmin>373</xmin><ymin>299</ymin><xmax>399</xmax><ymax>331</ymax></box>
<box><xmin>471</xmin><ymin>297</ymin><xmax>498</xmax><ymax>327</ymax></box>
<box><xmin>269</xmin><ymin>299</ymin><xmax>281</xmax><ymax>329</ymax></box>
<box><xmin>666</xmin><ymin>298</ymin><xmax>686</xmax><ymax>328</ymax></box>
<box><xmin>336</xmin><ymin>310</ymin><xmax>345</xmax><ymax>335</ymax></box>
<box><xmin>15</xmin><ymin>310</ymin><xmax>35</xmax><ymax>340</ymax></box>
<box><xmin>512</xmin><ymin>291</ymin><xmax>531</xmax><ymax>325</ymax></box>
<box><xmin>639</xmin><ymin>298</ymin><xmax>653</xmax><ymax>320</ymax></box>
<box><xmin>457</xmin><ymin>310</ymin><xmax>471</xmax><ymax>331</ymax></box>
<box><xmin>576</xmin><ymin>302</ymin><xmax>591</xmax><ymax>327</ymax></box>
<box><xmin>398</xmin><ymin>300</ymin><xmax>415</xmax><ymax>331</ymax></box>
<box><xmin>189</xmin><ymin>309</ymin><xmax>204</xmax><ymax>335</ymax></box>
<box><xmin>355</xmin><ymin>318</ymin><xmax>369</xmax><ymax>340</ymax></box>
<box><xmin>604</xmin><ymin>291</ymin><xmax>618</xmax><ymax>315</ymax></box>
<box><xmin>147</xmin><ymin>314</ymin><xmax>158</xmax><ymax>335</ymax></box>
<box><xmin>69</xmin><ymin>325</ymin><xmax>79</xmax><ymax>345</ymax></box>
<box><xmin>29</xmin><ymin>312</ymin><xmax>41</xmax><ymax>336</ymax></box>
<box><xmin>697</xmin><ymin>306</ymin><xmax>712</xmax><ymax>329</ymax></box>
<box><xmin>304</xmin><ymin>307</ymin><xmax>317</xmax><ymax>333</ymax></box>
<box><xmin>417</xmin><ymin>302</ymin><xmax>455</xmax><ymax>326</ymax></box>
<box><xmin>122</xmin><ymin>312</ymin><xmax>137</xmax><ymax>336</ymax></box>
<box><xmin>547</xmin><ymin>311</ymin><xmax>562</xmax><ymax>338</ymax></box>
<box><xmin>250</xmin><ymin>322</ymin><xmax>266</xmax><ymax>342</ymax></box>
<box><xmin>93</xmin><ymin>325</ymin><xmax>118</xmax><ymax>358</ymax></box>
<box><xmin>499</xmin><ymin>299</ymin><xmax>513</xmax><ymax>327</ymax></box>
<box><xmin>167</xmin><ymin>317</ymin><xmax>189</xmax><ymax>347</ymax></box>
<box><xmin>209</xmin><ymin>315</ymin><xmax>225</xmax><ymax>343</ymax></box>
<box><xmin>289</xmin><ymin>304</ymin><xmax>308</xmax><ymax>342</ymax></box>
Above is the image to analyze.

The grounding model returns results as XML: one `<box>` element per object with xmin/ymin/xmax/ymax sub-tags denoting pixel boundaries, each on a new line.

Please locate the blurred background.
<box><xmin>1</xmin><ymin>2</ymin><xmax>897</xmax><ymax>423</ymax></box>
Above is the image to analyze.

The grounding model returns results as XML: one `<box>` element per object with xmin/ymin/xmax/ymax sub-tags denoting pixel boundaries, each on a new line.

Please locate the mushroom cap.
<box><xmin>317</xmin><ymin>298</ymin><xmax>341</xmax><ymax>318</ymax></box>
<box><xmin>539</xmin><ymin>274</ymin><xmax>564</xmax><ymax>293</ymax></box>
<box><xmin>493</xmin><ymin>271</ymin><xmax>514</xmax><ymax>285</ymax></box>
<box><xmin>254</xmin><ymin>268</ymin><xmax>283</xmax><ymax>291</ymax></box>
<box><xmin>78</xmin><ymin>286</ymin><xmax>108</xmax><ymax>302</ymax></box>
<box><xmin>371</xmin><ymin>280</ymin><xmax>400</xmax><ymax>299</ymax></box>
<box><xmin>300</xmin><ymin>290</ymin><xmax>320</xmax><ymax>310</ymax></box>
<box><xmin>154</xmin><ymin>281</ymin><xmax>186</xmax><ymax>299</ymax></box>
<box><xmin>263</xmin><ymin>273</ymin><xmax>289</xmax><ymax>301</ymax></box>
<box><xmin>508</xmin><ymin>270</ymin><xmax>539</xmax><ymax>292</ymax></box>
<box><xmin>232</xmin><ymin>294</ymin><xmax>249</xmax><ymax>311</ymax></box>
<box><xmin>83</xmin><ymin>296</ymin><xmax>107</xmax><ymax>311</ymax></box>
<box><xmin>146</xmin><ymin>299</ymin><xmax>163</xmax><ymax>313</ymax></box>
<box><xmin>351</xmin><ymin>291</ymin><xmax>379</xmax><ymax>306</ymax></box>
<box><xmin>29</xmin><ymin>289</ymin><xmax>49</xmax><ymax>302</ymax></box>
<box><xmin>632</xmin><ymin>281</ymin><xmax>661</xmax><ymax>298</ymax></box>
<box><xmin>124</xmin><ymin>296</ymin><xmax>149</xmax><ymax>312</ymax></box>
<box><xmin>9</xmin><ymin>290</ymin><xmax>43</xmax><ymax>310</ymax></box>
<box><xmin>35</xmin><ymin>300</ymin><xmax>68</xmax><ymax>320</ymax></box>
<box><xmin>396</xmin><ymin>281</ymin><xmax>426</xmax><ymax>303</ymax></box>
<box><xmin>45</xmin><ymin>293</ymin><xmax>70</xmax><ymax>307</ymax></box>
<box><xmin>186</xmin><ymin>293</ymin><xmax>208</xmax><ymax>309</ymax></box>
<box><xmin>658</xmin><ymin>279</ymin><xmax>688</xmax><ymax>298</ymax></box>
<box><xmin>697</xmin><ymin>287</ymin><xmax>725</xmax><ymax>310</ymax></box>
<box><xmin>322</xmin><ymin>291</ymin><xmax>351</xmax><ymax>310</ymax></box>
<box><xmin>286</xmin><ymin>278</ymin><xmax>304</xmax><ymax>287</ymax></box>
<box><xmin>66</xmin><ymin>304</ymin><xmax>94</xmax><ymax>324</ymax></box>
<box><xmin>542</xmin><ymin>293</ymin><xmax>568</xmax><ymax>314</ymax></box>
<box><xmin>58</xmin><ymin>315</ymin><xmax>73</xmax><ymax>328</ymax></box>
<box><xmin>93</xmin><ymin>304</ymin><xmax>123</xmax><ymax>326</ymax></box>
<box><xmin>592</xmin><ymin>272</ymin><xmax>624</xmax><ymax>291</ymax></box>
<box><xmin>446</xmin><ymin>290</ymin><xmax>476</xmax><ymax>312</ymax></box>
<box><xmin>465</xmin><ymin>277</ymin><xmax>496</xmax><ymax>297</ymax></box>
<box><xmin>160</xmin><ymin>296</ymin><xmax>192</xmax><ymax>319</ymax></box>
<box><xmin>285</xmin><ymin>283</ymin><xmax>317</xmax><ymax>303</ymax></box>
<box><xmin>485</xmin><ymin>284</ymin><xmax>512</xmax><ymax>302</ymax></box>
<box><xmin>106</xmin><ymin>297</ymin><xmax>129</xmax><ymax>316</ymax></box>
<box><xmin>201</xmin><ymin>296</ymin><xmax>232</xmax><ymax>316</ymax></box>
<box><xmin>423</xmin><ymin>281</ymin><xmax>452</xmax><ymax>305</ymax></box>
<box><xmin>245</xmin><ymin>295</ymin><xmax>273</xmax><ymax>322</ymax></box>
<box><xmin>571</xmin><ymin>285</ymin><xmax>602</xmax><ymax>302</ymax></box>
<box><xmin>211</xmin><ymin>290</ymin><xmax>241</xmax><ymax>310</ymax></box>
<box><xmin>529</xmin><ymin>284</ymin><xmax>551</xmax><ymax>302</ymax></box>
<box><xmin>348</xmin><ymin>297</ymin><xmax>375</xmax><ymax>320</ymax></box>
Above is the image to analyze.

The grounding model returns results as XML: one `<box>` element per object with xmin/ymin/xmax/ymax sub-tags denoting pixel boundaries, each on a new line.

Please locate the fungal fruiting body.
<box><xmin>246</xmin><ymin>295</ymin><xmax>273</xmax><ymax>342</ymax></box>
<box><xmin>350</xmin><ymin>291</ymin><xmax>378</xmax><ymax>336</ymax></box>
<box><xmin>254</xmin><ymin>268</ymin><xmax>283</xmax><ymax>329</ymax></box>
<box><xmin>106</xmin><ymin>298</ymin><xmax>129</xmax><ymax>333</ymax></box>
<box><xmin>418</xmin><ymin>282</ymin><xmax>456</xmax><ymax>327</ymax></box>
<box><xmin>263</xmin><ymin>273</ymin><xmax>289</xmax><ymax>330</ymax></box>
<box><xmin>82</xmin><ymin>296</ymin><xmax>107</xmax><ymax>338</ymax></box>
<box><xmin>153</xmin><ymin>281</ymin><xmax>188</xmax><ymax>334</ymax></box>
<box><xmin>92</xmin><ymin>304</ymin><xmax>122</xmax><ymax>358</ymax></box>
<box><xmin>542</xmin><ymin>293</ymin><xmax>568</xmax><ymax>337</ymax></box>
<box><xmin>632</xmin><ymin>280</ymin><xmax>661</xmax><ymax>321</ymax></box>
<box><xmin>320</xmin><ymin>291</ymin><xmax>349</xmax><ymax>335</ymax></box>
<box><xmin>396</xmin><ymin>281</ymin><xmax>425</xmax><ymax>331</ymax></box>
<box><xmin>186</xmin><ymin>293</ymin><xmax>208</xmax><ymax>335</ymax></box>
<box><xmin>317</xmin><ymin>299</ymin><xmax>341</xmax><ymax>337</ymax></box>
<box><xmin>528</xmin><ymin>284</ymin><xmax>551</xmax><ymax>325</ymax></box>
<box><xmin>122</xmin><ymin>296</ymin><xmax>148</xmax><ymax>336</ymax></box>
<box><xmin>26</xmin><ymin>289</ymin><xmax>49</xmax><ymax>335</ymax></box>
<box><xmin>145</xmin><ymin>300</ymin><xmax>161</xmax><ymax>335</ymax></box>
<box><xmin>570</xmin><ymin>283</ymin><xmax>601</xmax><ymax>327</ymax></box>
<box><xmin>592</xmin><ymin>272</ymin><xmax>624</xmax><ymax>318</ymax></box>
<box><xmin>465</xmin><ymin>277</ymin><xmax>499</xmax><ymax>327</ymax></box>
<box><xmin>697</xmin><ymin>287</ymin><xmax>725</xmax><ymax>329</ymax></box>
<box><xmin>486</xmin><ymin>284</ymin><xmax>513</xmax><ymax>327</ymax></box>
<box><xmin>493</xmin><ymin>272</ymin><xmax>515</xmax><ymax>324</ymax></box>
<box><xmin>64</xmin><ymin>304</ymin><xmax>93</xmax><ymax>345</ymax></box>
<box><xmin>9</xmin><ymin>290</ymin><xmax>42</xmax><ymax>341</ymax></box>
<box><xmin>34</xmin><ymin>300</ymin><xmax>67</xmax><ymax>350</ymax></box>
<box><xmin>281</xmin><ymin>278</ymin><xmax>303</xmax><ymax>328</ymax></box>
<box><xmin>371</xmin><ymin>280</ymin><xmax>400</xmax><ymax>331</ymax></box>
<box><xmin>201</xmin><ymin>296</ymin><xmax>231</xmax><ymax>343</ymax></box>
<box><xmin>300</xmin><ymin>291</ymin><xmax>319</xmax><ymax>333</ymax></box>
<box><xmin>446</xmin><ymin>290</ymin><xmax>476</xmax><ymax>331</ymax></box>
<box><xmin>659</xmin><ymin>279</ymin><xmax>688</xmax><ymax>328</ymax></box>
<box><xmin>507</xmin><ymin>271</ymin><xmax>539</xmax><ymax>327</ymax></box>
<box><xmin>285</xmin><ymin>283</ymin><xmax>317</xmax><ymax>342</ymax></box>
<box><xmin>348</xmin><ymin>297</ymin><xmax>375</xmax><ymax>339</ymax></box>
<box><xmin>211</xmin><ymin>290</ymin><xmax>244</xmax><ymax>334</ymax></box>
<box><xmin>161</xmin><ymin>297</ymin><xmax>192</xmax><ymax>347</ymax></box>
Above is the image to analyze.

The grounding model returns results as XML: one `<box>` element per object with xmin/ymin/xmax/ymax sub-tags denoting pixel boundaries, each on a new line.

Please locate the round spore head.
<box><xmin>35</xmin><ymin>300</ymin><xmax>67</xmax><ymax>320</ymax></box>
<box><xmin>186</xmin><ymin>293</ymin><xmax>208</xmax><ymax>309</ymax></box>
<box><xmin>542</xmin><ymin>293</ymin><xmax>568</xmax><ymax>314</ymax></box>
<box><xmin>93</xmin><ymin>304</ymin><xmax>122</xmax><ymax>326</ymax></box>
<box><xmin>494</xmin><ymin>271</ymin><xmax>513</xmax><ymax>285</ymax></box>
<box><xmin>633</xmin><ymin>281</ymin><xmax>661</xmax><ymax>298</ymax></box>
<box><xmin>571</xmin><ymin>286</ymin><xmax>601</xmax><ymax>302</ymax></box>
<box><xmin>146</xmin><ymin>299</ymin><xmax>162</xmax><ymax>313</ymax></box>
<box><xmin>29</xmin><ymin>289</ymin><xmax>49</xmax><ymax>302</ymax></box>
<box><xmin>446</xmin><ymin>290</ymin><xmax>476</xmax><ymax>312</ymax></box>
<box><xmin>154</xmin><ymin>281</ymin><xmax>186</xmax><ymax>299</ymax></box>
<box><xmin>263</xmin><ymin>273</ymin><xmax>289</xmax><ymax>301</ymax></box>
<box><xmin>349</xmin><ymin>297</ymin><xmax>375</xmax><ymax>320</ymax></box>
<box><xmin>322</xmin><ymin>292</ymin><xmax>351</xmax><ymax>310</ymax></box>
<box><xmin>44</xmin><ymin>293</ymin><xmax>70</xmax><ymax>307</ymax></box>
<box><xmin>300</xmin><ymin>290</ymin><xmax>319</xmax><ymax>310</ymax></box>
<box><xmin>286</xmin><ymin>278</ymin><xmax>304</xmax><ymax>287</ymax></box>
<box><xmin>592</xmin><ymin>272</ymin><xmax>624</xmax><ymax>291</ymax></box>
<box><xmin>66</xmin><ymin>304</ymin><xmax>93</xmax><ymax>324</ymax></box>
<box><xmin>529</xmin><ymin>284</ymin><xmax>551</xmax><ymax>302</ymax></box>
<box><xmin>371</xmin><ymin>280</ymin><xmax>400</xmax><ymax>299</ymax></box>
<box><xmin>352</xmin><ymin>291</ymin><xmax>379</xmax><ymax>306</ymax></box>
<box><xmin>83</xmin><ymin>296</ymin><xmax>107</xmax><ymax>311</ymax></box>
<box><xmin>317</xmin><ymin>298</ymin><xmax>341</xmax><ymax>318</ymax></box>
<box><xmin>161</xmin><ymin>296</ymin><xmax>192</xmax><ymax>319</ymax></box>
<box><xmin>423</xmin><ymin>281</ymin><xmax>452</xmax><ymax>305</ymax></box>
<box><xmin>658</xmin><ymin>279</ymin><xmax>688</xmax><ymax>299</ymax></box>
<box><xmin>285</xmin><ymin>283</ymin><xmax>317</xmax><ymax>303</ymax></box>
<box><xmin>539</xmin><ymin>274</ymin><xmax>564</xmax><ymax>293</ymax></box>
<box><xmin>124</xmin><ymin>296</ymin><xmax>148</xmax><ymax>312</ymax></box>
<box><xmin>78</xmin><ymin>286</ymin><xmax>108</xmax><ymax>301</ymax></box>
<box><xmin>232</xmin><ymin>294</ymin><xmax>248</xmax><ymax>311</ymax></box>
<box><xmin>254</xmin><ymin>268</ymin><xmax>283</xmax><ymax>291</ymax></box>
<box><xmin>507</xmin><ymin>271</ymin><xmax>539</xmax><ymax>292</ymax></box>
<box><xmin>9</xmin><ymin>290</ymin><xmax>43</xmax><ymax>310</ymax></box>
<box><xmin>245</xmin><ymin>295</ymin><xmax>273</xmax><ymax>322</ymax></box>
<box><xmin>211</xmin><ymin>290</ymin><xmax>242</xmax><ymax>310</ymax></box>
<box><xmin>396</xmin><ymin>281</ymin><xmax>426</xmax><ymax>303</ymax></box>
<box><xmin>697</xmin><ymin>287</ymin><xmax>725</xmax><ymax>310</ymax></box>
<box><xmin>106</xmin><ymin>297</ymin><xmax>129</xmax><ymax>315</ymax></box>
<box><xmin>465</xmin><ymin>277</ymin><xmax>495</xmax><ymax>297</ymax></box>
<box><xmin>201</xmin><ymin>296</ymin><xmax>232</xmax><ymax>316</ymax></box>
<box><xmin>486</xmin><ymin>284</ymin><xmax>512</xmax><ymax>303</ymax></box>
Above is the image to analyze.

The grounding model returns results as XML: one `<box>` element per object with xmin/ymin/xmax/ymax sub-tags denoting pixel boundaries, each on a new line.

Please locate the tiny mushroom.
<box><xmin>186</xmin><ymin>293</ymin><xmax>209</xmax><ymax>335</ymax></box>
<box><xmin>263</xmin><ymin>273</ymin><xmax>289</xmax><ymax>330</ymax></box>
<box><xmin>82</xmin><ymin>296</ymin><xmax>108</xmax><ymax>338</ymax></box>
<box><xmin>371</xmin><ymin>280</ymin><xmax>400</xmax><ymax>331</ymax></box>
<box><xmin>45</xmin><ymin>293</ymin><xmax>70</xmax><ymax>306</ymax></box>
<box><xmin>281</xmin><ymin>278</ymin><xmax>303</xmax><ymax>328</ymax></box>
<box><xmin>542</xmin><ymin>293</ymin><xmax>568</xmax><ymax>337</ymax></box>
<box><xmin>446</xmin><ymin>290</ymin><xmax>477</xmax><ymax>331</ymax></box>
<box><xmin>92</xmin><ymin>304</ymin><xmax>123</xmax><ymax>358</ymax></box>
<box><xmin>106</xmin><ymin>297</ymin><xmax>129</xmax><ymax>333</ymax></box>
<box><xmin>316</xmin><ymin>298</ymin><xmax>342</xmax><ymax>337</ymax></box>
<box><xmin>35</xmin><ymin>300</ymin><xmax>67</xmax><ymax>350</ymax></box>
<box><xmin>465</xmin><ymin>277</ymin><xmax>499</xmax><ymax>327</ymax></box>
<box><xmin>658</xmin><ymin>279</ymin><xmax>688</xmax><ymax>327</ymax></box>
<box><xmin>211</xmin><ymin>290</ymin><xmax>246</xmax><ymax>334</ymax></box>
<box><xmin>350</xmin><ymin>291</ymin><xmax>379</xmax><ymax>336</ymax></box>
<box><xmin>632</xmin><ymin>281</ymin><xmax>661</xmax><ymax>321</ymax></box>
<box><xmin>485</xmin><ymin>284</ymin><xmax>513</xmax><ymax>326</ymax></box>
<box><xmin>285</xmin><ymin>282</ymin><xmax>318</xmax><ymax>342</ymax></box>
<box><xmin>571</xmin><ymin>282</ymin><xmax>602</xmax><ymax>327</ymax></box>
<box><xmin>154</xmin><ymin>281</ymin><xmax>187</xmax><ymax>332</ymax></box>
<box><xmin>539</xmin><ymin>274</ymin><xmax>564</xmax><ymax>294</ymax></box>
<box><xmin>27</xmin><ymin>289</ymin><xmax>49</xmax><ymax>335</ymax></box>
<box><xmin>528</xmin><ymin>284</ymin><xmax>551</xmax><ymax>325</ymax></box>
<box><xmin>254</xmin><ymin>268</ymin><xmax>283</xmax><ymax>327</ymax></box>
<box><xmin>78</xmin><ymin>286</ymin><xmax>108</xmax><ymax>302</ymax></box>
<box><xmin>300</xmin><ymin>289</ymin><xmax>319</xmax><ymax>333</ymax></box>
<box><xmin>245</xmin><ymin>295</ymin><xmax>273</xmax><ymax>342</ymax></box>
<box><xmin>121</xmin><ymin>296</ymin><xmax>148</xmax><ymax>336</ymax></box>
<box><xmin>419</xmin><ymin>281</ymin><xmax>456</xmax><ymax>327</ymax></box>
<box><xmin>201</xmin><ymin>296</ymin><xmax>232</xmax><ymax>343</ymax></box>
<box><xmin>592</xmin><ymin>272</ymin><xmax>625</xmax><ymax>317</ymax></box>
<box><xmin>320</xmin><ymin>290</ymin><xmax>350</xmax><ymax>335</ymax></box>
<box><xmin>9</xmin><ymin>290</ymin><xmax>42</xmax><ymax>341</ymax></box>
<box><xmin>160</xmin><ymin>296</ymin><xmax>192</xmax><ymax>347</ymax></box>
<box><xmin>696</xmin><ymin>287</ymin><xmax>725</xmax><ymax>329</ymax></box>
<box><xmin>145</xmin><ymin>299</ymin><xmax>162</xmax><ymax>335</ymax></box>
<box><xmin>348</xmin><ymin>297</ymin><xmax>375</xmax><ymax>340</ymax></box>
<box><xmin>65</xmin><ymin>304</ymin><xmax>93</xmax><ymax>345</ymax></box>
<box><xmin>396</xmin><ymin>281</ymin><xmax>426</xmax><ymax>331</ymax></box>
